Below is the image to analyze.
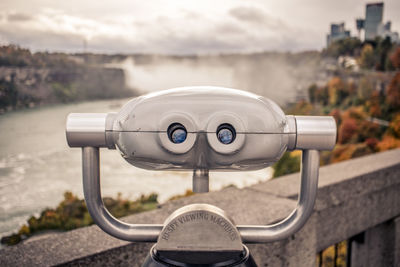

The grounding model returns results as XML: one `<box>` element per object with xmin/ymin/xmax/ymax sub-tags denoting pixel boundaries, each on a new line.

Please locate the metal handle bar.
<box><xmin>237</xmin><ymin>149</ymin><xmax>319</xmax><ymax>243</ymax></box>
<box><xmin>82</xmin><ymin>147</ymin><xmax>319</xmax><ymax>243</ymax></box>
<box><xmin>83</xmin><ymin>147</ymin><xmax>162</xmax><ymax>242</ymax></box>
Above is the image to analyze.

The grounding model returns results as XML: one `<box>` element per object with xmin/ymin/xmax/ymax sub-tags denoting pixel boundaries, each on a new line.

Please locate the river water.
<box><xmin>0</xmin><ymin>98</ymin><xmax>271</xmax><ymax>238</ymax></box>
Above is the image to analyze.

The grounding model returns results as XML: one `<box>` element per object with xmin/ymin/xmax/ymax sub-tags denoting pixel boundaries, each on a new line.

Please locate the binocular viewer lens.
<box><xmin>168</xmin><ymin>123</ymin><xmax>187</xmax><ymax>144</ymax></box>
<box><xmin>217</xmin><ymin>124</ymin><xmax>236</xmax><ymax>145</ymax></box>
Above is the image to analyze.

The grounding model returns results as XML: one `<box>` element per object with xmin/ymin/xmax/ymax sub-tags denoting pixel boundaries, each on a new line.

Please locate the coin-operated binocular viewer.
<box><xmin>66</xmin><ymin>87</ymin><xmax>336</xmax><ymax>266</ymax></box>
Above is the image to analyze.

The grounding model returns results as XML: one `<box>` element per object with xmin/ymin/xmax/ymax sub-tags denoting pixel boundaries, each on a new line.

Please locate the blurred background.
<box><xmin>0</xmin><ymin>1</ymin><xmax>399</xmax><ymax>261</ymax></box>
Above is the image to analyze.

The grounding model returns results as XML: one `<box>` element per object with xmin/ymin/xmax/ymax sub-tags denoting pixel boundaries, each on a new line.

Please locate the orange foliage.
<box><xmin>347</xmin><ymin>81</ymin><xmax>357</xmax><ymax>96</ymax></box>
<box><xmin>389</xmin><ymin>113</ymin><xmax>400</xmax><ymax>138</ymax></box>
<box><xmin>331</xmin><ymin>143</ymin><xmax>372</xmax><ymax>163</ymax></box>
<box><xmin>327</xmin><ymin>77</ymin><xmax>346</xmax><ymax>106</ymax></box>
<box><xmin>377</xmin><ymin>135</ymin><xmax>400</xmax><ymax>151</ymax></box>
<box><xmin>358</xmin><ymin>120</ymin><xmax>380</xmax><ymax>141</ymax></box>
<box><xmin>390</xmin><ymin>47</ymin><xmax>400</xmax><ymax>69</ymax></box>
<box><xmin>45</xmin><ymin>210</ymin><xmax>57</xmax><ymax>217</ymax></box>
<box><xmin>291</xmin><ymin>100</ymin><xmax>314</xmax><ymax>115</ymax></box>
<box><xmin>367</xmin><ymin>91</ymin><xmax>381</xmax><ymax>117</ymax></box>
<box><xmin>341</xmin><ymin>106</ymin><xmax>366</xmax><ymax>121</ymax></box>
<box><xmin>338</xmin><ymin>118</ymin><xmax>358</xmax><ymax>144</ymax></box>
<box><xmin>329</xmin><ymin>109</ymin><xmax>341</xmax><ymax>125</ymax></box>
<box><xmin>290</xmin><ymin>67</ymin><xmax>400</xmax><ymax>166</ymax></box>
<box><xmin>328</xmin><ymin>77</ymin><xmax>345</xmax><ymax>89</ymax></box>
<box><xmin>315</xmin><ymin>87</ymin><xmax>329</xmax><ymax>105</ymax></box>
<box><xmin>365</xmin><ymin>138</ymin><xmax>379</xmax><ymax>151</ymax></box>
<box><xmin>338</xmin><ymin>106</ymin><xmax>380</xmax><ymax>142</ymax></box>
<box><xmin>386</xmin><ymin>72</ymin><xmax>400</xmax><ymax>109</ymax></box>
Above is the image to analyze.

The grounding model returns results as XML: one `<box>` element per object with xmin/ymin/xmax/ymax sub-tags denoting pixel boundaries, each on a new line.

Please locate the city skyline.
<box><xmin>327</xmin><ymin>2</ymin><xmax>399</xmax><ymax>47</ymax></box>
<box><xmin>0</xmin><ymin>0</ymin><xmax>399</xmax><ymax>54</ymax></box>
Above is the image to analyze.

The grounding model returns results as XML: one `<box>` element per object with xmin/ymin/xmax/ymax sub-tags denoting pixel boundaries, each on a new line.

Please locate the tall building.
<box><xmin>384</xmin><ymin>21</ymin><xmax>391</xmax><ymax>31</ymax></box>
<box><xmin>364</xmin><ymin>2</ymin><xmax>384</xmax><ymax>40</ymax></box>
<box><xmin>327</xmin><ymin>23</ymin><xmax>351</xmax><ymax>47</ymax></box>
<box><xmin>379</xmin><ymin>21</ymin><xmax>399</xmax><ymax>42</ymax></box>
<box><xmin>356</xmin><ymin>18</ymin><xmax>365</xmax><ymax>39</ymax></box>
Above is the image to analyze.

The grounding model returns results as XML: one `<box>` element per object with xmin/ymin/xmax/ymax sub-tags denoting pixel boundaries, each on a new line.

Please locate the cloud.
<box><xmin>0</xmin><ymin>5</ymin><xmax>320</xmax><ymax>54</ymax></box>
<box><xmin>6</xmin><ymin>12</ymin><xmax>34</xmax><ymax>22</ymax></box>
<box><xmin>229</xmin><ymin>6</ymin><xmax>290</xmax><ymax>31</ymax></box>
<box><xmin>229</xmin><ymin>6</ymin><xmax>268</xmax><ymax>24</ymax></box>
<box><xmin>0</xmin><ymin>0</ymin><xmax>399</xmax><ymax>54</ymax></box>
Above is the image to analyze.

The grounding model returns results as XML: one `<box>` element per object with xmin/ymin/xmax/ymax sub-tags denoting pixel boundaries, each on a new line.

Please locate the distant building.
<box><xmin>327</xmin><ymin>23</ymin><xmax>351</xmax><ymax>47</ymax></box>
<box><xmin>355</xmin><ymin>2</ymin><xmax>399</xmax><ymax>42</ymax></box>
<box><xmin>384</xmin><ymin>21</ymin><xmax>391</xmax><ymax>31</ymax></box>
<box><xmin>365</xmin><ymin>2</ymin><xmax>384</xmax><ymax>40</ymax></box>
<box><xmin>379</xmin><ymin>21</ymin><xmax>399</xmax><ymax>42</ymax></box>
<box><xmin>356</xmin><ymin>18</ymin><xmax>365</xmax><ymax>39</ymax></box>
<box><xmin>327</xmin><ymin>2</ymin><xmax>399</xmax><ymax>47</ymax></box>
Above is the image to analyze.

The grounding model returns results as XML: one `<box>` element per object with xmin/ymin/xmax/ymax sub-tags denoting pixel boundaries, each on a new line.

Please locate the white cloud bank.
<box><xmin>0</xmin><ymin>0</ymin><xmax>399</xmax><ymax>54</ymax></box>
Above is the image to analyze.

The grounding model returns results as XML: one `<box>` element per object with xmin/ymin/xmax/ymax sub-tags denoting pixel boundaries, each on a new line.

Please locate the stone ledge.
<box><xmin>1</xmin><ymin>149</ymin><xmax>400</xmax><ymax>266</ymax></box>
<box><xmin>0</xmin><ymin>187</ymin><xmax>296</xmax><ymax>266</ymax></box>
<box><xmin>249</xmin><ymin>148</ymin><xmax>400</xmax><ymax>199</ymax></box>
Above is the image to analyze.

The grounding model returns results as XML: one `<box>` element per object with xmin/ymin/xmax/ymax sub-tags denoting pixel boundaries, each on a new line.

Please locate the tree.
<box><xmin>357</xmin><ymin>77</ymin><xmax>374</xmax><ymax>102</ymax></box>
<box><xmin>386</xmin><ymin>72</ymin><xmax>400</xmax><ymax>111</ymax></box>
<box><xmin>272</xmin><ymin>152</ymin><xmax>300</xmax><ymax>178</ymax></box>
<box><xmin>390</xmin><ymin>46</ymin><xmax>400</xmax><ymax>69</ymax></box>
<box><xmin>375</xmin><ymin>37</ymin><xmax>393</xmax><ymax>71</ymax></box>
<box><xmin>327</xmin><ymin>77</ymin><xmax>347</xmax><ymax>106</ymax></box>
<box><xmin>315</xmin><ymin>86</ymin><xmax>329</xmax><ymax>105</ymax></box>
<box><xmin>367</xmin><ymin>91</ymin><xmax>382</xmax><ymax>117</ymax></box>
<box><xmin>324</xmin><ymin>38</ymin><xmax>362</xmax><ymax>58</ymax></box>
<box><xmin>389</xmin><ymin>113</ymin><xmax>400</xmax><ymax>138</ymax></box>
<box><xmin>338</xmin><ymin>118</ymin><xmax>358</xmax><ymax>144</ymax></box>
<box><xmin>359</xmin><ymin>44</ymin><xmax>375</xmax><ymax>69</ymax></box>
<box><xmin>0</xmin><ymin>79</ymin><xmax>18</xmax><ymax>110</ymax></box>
<box><xmin>308</xmin><ymin>84</ymin><xmax>317</xmax><ymax>103</ymax></box>
<box><xmin>329</xmin><ymin>109</ymin><xmax>341</xmax><ymax>126</ymax></box>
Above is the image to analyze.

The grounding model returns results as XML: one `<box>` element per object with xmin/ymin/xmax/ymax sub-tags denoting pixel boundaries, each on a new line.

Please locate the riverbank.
<box><xmin>0</xmin><ymin>45</ymin><xmax>136</xmax><ymax>113</ymax></box>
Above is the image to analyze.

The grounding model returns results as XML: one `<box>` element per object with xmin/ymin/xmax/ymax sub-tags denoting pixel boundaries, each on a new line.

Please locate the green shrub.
<box><xmin>272</xmin><ymin>152</ymin><xmax>300</xmax><ymax>178</ymax></box>
<box><xmin>1</xmin><ymin>191</ymin><xmax>159</xmax><ymax>246</ymax></box>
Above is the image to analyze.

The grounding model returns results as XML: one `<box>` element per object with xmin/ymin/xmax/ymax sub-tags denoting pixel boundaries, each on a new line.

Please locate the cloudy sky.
<box><xmin>0</xmin><ymin>0</ymin><xmax>399</xmax><ymax>54</ymax></box>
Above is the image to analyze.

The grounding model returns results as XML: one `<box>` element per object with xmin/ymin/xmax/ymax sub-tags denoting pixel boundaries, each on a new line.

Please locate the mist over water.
<box><xmin>113</xmin><ymin>52</ymin><xmax>322</xmax><ymax>105</ymax></box>
<box><xmin>118</xmin><ymin>57</ymin><xmax>235</xmax><ymax>94</ymax></box>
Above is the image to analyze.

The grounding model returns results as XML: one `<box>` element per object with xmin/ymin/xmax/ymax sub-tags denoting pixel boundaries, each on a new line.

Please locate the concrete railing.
<box><xmin>1</xmin><ymin>149</ymin><xmax>400</xmax><ymax>266</ymax></box>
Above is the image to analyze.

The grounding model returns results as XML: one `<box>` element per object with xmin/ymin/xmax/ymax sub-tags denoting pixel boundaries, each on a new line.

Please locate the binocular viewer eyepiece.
<box><xmin>66</xmin><ymin>87</ymin><xmax>337</xmax><ymax>266</ymax></box>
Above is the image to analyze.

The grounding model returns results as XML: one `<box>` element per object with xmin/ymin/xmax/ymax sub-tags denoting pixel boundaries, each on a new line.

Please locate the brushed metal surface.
<box><xmin>192</xmin><ymin>169</ymin><xmax>209</xmax><ymax>193</ymax></box>
<box><xmin>66</xmin><ymin>113</ymin><xmax>108</xmax><ymax>147</ymax></box>
<box><xmin>82</xmin><ymin>147</ymin><xmax>162</xmax><ymax>242</ymax></box>
<box><xmin>295</xmin><ymin>116</ymin><xmax>337</xmax><ymax>150</ymax></box>
<box><xmin>238</xmin><ymin>150</ymin><xmax>320</xmax><ymax>243</ymax></box>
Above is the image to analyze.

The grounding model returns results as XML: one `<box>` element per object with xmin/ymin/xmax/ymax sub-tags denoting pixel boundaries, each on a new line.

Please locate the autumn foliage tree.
<box><xmin>276</xmin><ymin>60</ymin><xmax>400</xmax><ymax>185</ymax></box>
<box><xmin>329</xmin><ymin>109</ymin><xmax>341</xmax><ymax>125</ymax></box>
<box><xmin>389</xmin><ymin>113</ymin><xmax>400</xmax><ymax>138</ymax></box>
<box><xmin>367</xmin><ymin>90</ymin><xmax>382</xmax><ymax>117</ymax></box>
<box><xmin>386</xmin><ymin>72</ymin><xmax>400</xmax><ymax>111</ymax></box>
<box><xmin>359</xmin><ymin>44</ymin><xmax>375</xmax><ymax>69</ymax></box>
<box><xmin>390</xmin><ymin>46</ymin><xmax>400</xmax><ymax>69</ymax></box>
<box><xmin>338</xmin><ymin>118</ymin><xmax>358</xmax><ymax>144</ymax></box>
<box><xmin>328</xmin><ymin>77</ymin><xmax>347</xmax><ymax>106</ymax></box>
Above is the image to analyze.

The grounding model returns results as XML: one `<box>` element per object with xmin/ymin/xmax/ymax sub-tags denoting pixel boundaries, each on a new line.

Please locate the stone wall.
<box><xmin>1</xmin><ymin>149</ymin><xmax>399</xmax><ymax>266</ymax></box>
